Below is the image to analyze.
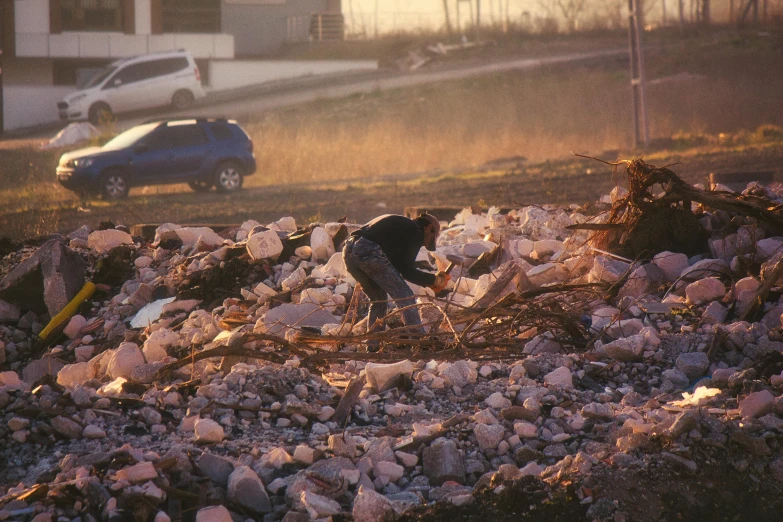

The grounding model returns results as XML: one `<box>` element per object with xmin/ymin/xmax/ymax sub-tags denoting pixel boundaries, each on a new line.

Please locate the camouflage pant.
<box><xmin>342</xmin><ymin>236</ymin><xmax>423</xmax><ymax>336</ymax></box>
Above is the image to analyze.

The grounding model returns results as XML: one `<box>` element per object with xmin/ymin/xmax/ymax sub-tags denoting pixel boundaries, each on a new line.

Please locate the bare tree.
<box><xmin>557</xmin><ymin>0</ymin><xmax>588</xmax><ymax>31</ymax></box>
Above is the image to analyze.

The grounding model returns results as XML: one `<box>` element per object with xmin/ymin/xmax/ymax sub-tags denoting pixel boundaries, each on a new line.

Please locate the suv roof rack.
<box><xmin>143</xmin><ymin>116</ymin><xmax>229</xmax><ymax>125</ymax></box>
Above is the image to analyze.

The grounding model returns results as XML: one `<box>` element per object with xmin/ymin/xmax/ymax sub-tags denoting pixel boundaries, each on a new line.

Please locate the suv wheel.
<box><xmin>100</xmin><ymin>169</ymin><xmax>129</xmax><ymax>200</ymax></box>
<box><xmin>214</xmin><ymin>162</ymin><xmax>243</xmax><ymax>193</ymax></box>
<box><xmin>172</xmin><ymin>89</ymin><xmax>195</xmax><ymax>110</ymax></box>
<box><xmin>188</xmin><ymin>180</ymin><xmax>213</xmax><ymax>192</ymax></box>
<box><xmin>88</xmin><ymin>103</ymin><xmax>113</xmax><ymax>125</ymax></box>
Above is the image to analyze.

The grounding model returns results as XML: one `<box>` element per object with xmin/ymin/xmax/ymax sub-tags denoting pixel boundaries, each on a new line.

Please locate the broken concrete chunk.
<box><xmin>88</xmin><ymin>229</ymin><xmax>133</xmax><ymax>253</ymax></box>
<box><xmin>115</xmin><ymin>461</ymin><xmax>158</xmax><ymax>483</ymax></box>
<box><xmin>675</xmin><ymin>352</ymin><xmax>710</xmax><ymax>380</ymax></box>
<box><xmin>227</xmin><ymin>466</ymin><xmax>271</xmax><ymax>514</ymax></box>
<box><xmin>352</xmin><ymin>486</ymin><xmax>397</xmax><ymax>522</ymax></box>
<box><xmin>423</xmin><ymin>437</ymin><xmax>465</xmax><ymax>485</ymax></box>
<box><xmin>0</xmin><ymin>239</ymin><xmax>86</xmax><ymax>316</ymax></box>
<box><xmin>543</xmin><ymin>366</ymin><xmax>573</xmax><ymax>389</ymax></box>
<box><xmin>247</xmin><ymin>230</ymin><xmax>284</xmax><ymax>262</ymax></box>
<box><xmin>57</xmin><ymin>362</ymin><xmax>96</xmax><ymax>388</ymax></box>
<box><xmin>311</xmin><ymin>226</ymin><xmax>336</xmax><ymax>262</ymax></box>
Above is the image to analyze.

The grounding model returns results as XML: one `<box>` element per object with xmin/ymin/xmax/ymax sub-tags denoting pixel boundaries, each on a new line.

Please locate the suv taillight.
<box><xmin>194</xmin><ymin>67</ymin><xmax>201</xmax><ymax>82</ymax></box>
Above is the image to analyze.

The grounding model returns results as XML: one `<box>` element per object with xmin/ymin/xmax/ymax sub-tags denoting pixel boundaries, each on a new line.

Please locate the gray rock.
<box><xmin>286</xmin><ymin>458</ymin><xmax>353</xmax><ymax>502</ymax></box>
<box><xmin>422</xmin><ymin>437</ymin><xmax>466</xmax><ymax>486</ymax></box>
<box><xmin>0</xmin><ymin>239</ymin><xmax>86</xmax><ymax>316</ymax></box>
<box><xmin>581</xmin><ymin>402</ymin><xmax>613</xmax><ymax>421</ymax></box>
<box><xmin>352</xmin><ymin>486</ymin><xmax>396</xmax><ymax>522</ymax></box>
<box><xmin>227</xmin><ymin>466</ymin><xmax>271</xmax><ymax>514</ymax></box>
<box><xmin>51</xmin><ymin>416</ymin><xmax>82</xmax><ymax>439</ymax></box>
<box><xmin>198</xmin><ymin>453</ymin><xmax>235</xmax><ymax>486</ymax></box>
<box><xmin>675</xmin><ymin>352</ymin><xmax>710</xmax><ymax>380</ymax></box>
<box><xmin>473</xmin><ymin>423</ymin><xmax>506</xmax><ymax>449</ymax></box>
<box><xmin>662</xmin><ymin>368</ymin><xmax>690</xmax><ymax>390</ymax></box>
<box><xmin>666</xmin><ymin>411</ymin><xmax>699</xmax><ymax>439</ymax></box>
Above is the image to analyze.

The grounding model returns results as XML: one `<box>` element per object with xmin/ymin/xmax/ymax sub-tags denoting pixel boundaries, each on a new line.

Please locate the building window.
<box><xmin>62</xmin><ymin>0</ymin><xmax>124</xmax><ymax>31</ymax></box>
<box><xmin>162</xmin><ymin>0</ymin><xmax>221</xmax><ymax>33</ymax></box>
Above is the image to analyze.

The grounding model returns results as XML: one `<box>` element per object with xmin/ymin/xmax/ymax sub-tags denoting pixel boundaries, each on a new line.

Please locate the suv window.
<box><xmin>209</xmin><ymin>122</ymin><xmax>234</xmax><ymax>141</ymax></box>
<box><xmin>167</xmin><ymin>124</ymin><xmax>208</xmax><ymax>147</ymax></box>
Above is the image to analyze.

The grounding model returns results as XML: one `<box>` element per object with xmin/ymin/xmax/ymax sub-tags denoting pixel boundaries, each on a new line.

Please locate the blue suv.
<box><xmin>56</xmin><ymin>118</ymin><xmax>256</xmax><ymax>199</ymax></box>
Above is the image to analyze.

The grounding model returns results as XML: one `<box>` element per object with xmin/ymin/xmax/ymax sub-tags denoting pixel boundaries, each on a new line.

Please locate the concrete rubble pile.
<box><xmin>2</xmin><ymin>176</ymin><xmax>783</xmax><ymax>521</ymax></box>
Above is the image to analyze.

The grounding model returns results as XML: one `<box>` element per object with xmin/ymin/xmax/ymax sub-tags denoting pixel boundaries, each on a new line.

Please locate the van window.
<box><xmin>104</xmin><ymin>61</ymin><xmax>157</xmax><ymax>88</ymax></box>
<box><xmin>151</xmin><ymin>57</ymin><xmax>190</xmax><ymax>76</ymax></box>
<box><xmin>168</xmin><ymin>125</ymin><xmax>208</xmax><ymax>147</ymax></box>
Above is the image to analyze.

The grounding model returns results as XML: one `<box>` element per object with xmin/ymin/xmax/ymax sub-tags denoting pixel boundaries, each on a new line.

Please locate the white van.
<box><xmin>58</xmin><ymin>50</ymin><xmax>206</xmax><ymax>124</ymax></box>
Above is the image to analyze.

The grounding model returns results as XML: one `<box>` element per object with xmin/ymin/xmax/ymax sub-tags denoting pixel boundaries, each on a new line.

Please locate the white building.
<box><xmin>3</xmin><ymin>0</ymin><xmax>235</xmax><ymax>131</ymax></box>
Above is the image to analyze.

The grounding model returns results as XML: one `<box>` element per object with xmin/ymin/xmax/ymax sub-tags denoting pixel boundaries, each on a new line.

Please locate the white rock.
<box><xmin>142</xmin><ymin>329</ymin><xmax>179</xmax><ymax>363</ymax></box>
<box><xmin>170</xmin><ymin>227</ymin><xmax>224</xmax><ymax>249</ymax></box>
<box><xmin>652</xmin><ymin>251</ymin><xmax>689</xmax><ymax>281</ymax></box>
<box><xmin>246</xmin><ymin>230</ymin><xmax>284</xmax><ymax>261</ymax></box>
<box><xmin>601</xmin><ymin>336</ymin><xmax>645</xmax><ymax>362</ymax></box>
<box><xmin>195</xmin><ymin>506</ymin><xmax>233</xmax><ymax>522</ymax></box>
<box><xmin>757</xmin><ymin>237</ymin><xmax>783</xmax><ymax>260</ymax></box>
<box><xmin>680</xmin><ymin>258</ymin><xmax>729</xmax><ymax>280</ymax></box>
<box><xmin>300</xmin><ymin>287</ymin><xmax>333</xmax><ymax>305</ymax></box>
<box><xmin>63</xmin><ymin>315</ymin><xmax>87</xmax><ymax>339</ymax></box>
<box><xmin>365</xmin><ymin>360</ymin><xmax>414</xmax><ymax>393</ymax></box>
<box><xmin>107</xmin><ymin>343</ymin><xmax>145</xmax><ymax>380</ymax></box>
<box><xmin>702</xmin><ymin>301</ymin><xmax>728</xmax><ymax>324</ymax></box>
<box><xmin>293</xmin><ymin>445</ymin><xmax>318</xmax><ymax>465</ymax></box>
<box><xmin>685</xmin><ymin>277</ymin><xmax>725</xmax><ymax>305</ymax></box>
<box><xmin>57</xmin><ymin>362</ymin><xmax>95</xmax><ymax>388</ymax></box>
<box><xmin>269</xmin><ymin>216</ymin><xmax>297</xmax><ymax>233</ymax></box>
<box><xmin>83</xmin><ymin>425</ymin><xmax>106</xmax><ymax>439</ymax></box>
<box><xmin>543</xmin><ymin>367</ymin><xmax>573</xmax><ymax>389</ymax></box>
<box><xmin>115</xmin><ymin>462</ymin><xmax>158</xmax><ymax>483</ymax></box>
<box><xmin>533</xmin><ymin>239</ymin><xmax>563</xmax><ymax>257</ymax></box>
<box><xmin>514</xmin><ymin>421</ymin><xmax>538</xmax><ymax>439</ymax></box>
<box><xmin>526</xmin><ymin>263</ymin><xmax>569</xmax><ymax>287</ymax></box>
<box><xmin>194</xmin><ymin>418</ymin><xmax>225</xmax><ymax>444</ymax></box>
<box><xmin>310</xmin><ymin>227</ymin><xmax>336</xmax><ymax>262</ymax></box>
<box><xmin>485</xmin><ymin>392</ymin><xmax>512</xmax><ymax>409</ymax></box>
<box><xmin>352</xmin><ymin>486</ymin><xmax>396</xmax><ymax>522</ymax></box>
<box><xmin>154</xmin><ymin>512</ymin><xmax>171</xmax><ymax>522</ymax></box>
<box><xmin>395</xmin><ymin>451</ymin><xmax>418</xmax><ymax>468</ymax></box>
<box><xmin>589</xmin><ymin>256</ymin><xmax>630</xmax><ymax>283</ymax></box>
<box><xmin>473</xmin><ymin>423</ymin><xmax>506</xmax><ymax>449</ymax></box>
<box><xmin>301</xmin><ymin>491</ymin><xmax>342</xmax><ymax>518</ymax></box>
<box><xmin>0</xmin><ymin>371</ymin><xmax>22</xmax><ymax>389</ymax></box>
<box><xmin>87</xmin><ymin>229</ymin><xmax>133</xmax><ymax>253</ymax></box>
<box><xmin>440</xmin><ymin>360</ymin><xmax>477</xmax><ymax>388</ymax></box>
<box><xmin>373</xmin><ymin>460</ymin><xmax>404</xmax><ymax>482</ymax></box>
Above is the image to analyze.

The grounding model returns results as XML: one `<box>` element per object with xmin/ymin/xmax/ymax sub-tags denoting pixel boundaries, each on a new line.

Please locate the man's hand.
<box><xmin>430</xmin><ymin>271</ymin><xmax>451</xmax><ymax>293</ymax></box>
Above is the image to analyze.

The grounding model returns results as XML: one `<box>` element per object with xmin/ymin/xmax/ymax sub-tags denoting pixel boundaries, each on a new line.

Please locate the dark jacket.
<box><xmin>351</xmin><ymin>215</ymin><xmax>436</xmax><ymax>287</ymax></box>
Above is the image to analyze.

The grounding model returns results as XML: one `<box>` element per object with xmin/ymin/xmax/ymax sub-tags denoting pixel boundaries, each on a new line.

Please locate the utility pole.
<box><xmin>628</xmin><ymin>0</ymin><xmax>649</xmax><ymax>148</ymax></box>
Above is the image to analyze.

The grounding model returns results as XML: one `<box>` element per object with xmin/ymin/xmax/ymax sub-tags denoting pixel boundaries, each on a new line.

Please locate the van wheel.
<box><xmin>88</xmin><ymin>103</ymin><xmax>113</xmax><ymax>125</ymax></box>
<box><xmin>172</xmin><ymin>89</ymin><xmax>195</xmax><ymax>110</ymax></box>
<box><xmin>100</xmin><ymin>169</ymin><xmax>129</xmax><ymax>200</ymax></box>
<box><xmin>214</xmin><ymin>162</ymin><xmax>243</xmax><ymax>193</ymax></box>
<box><xmin>188</xmin><ymin>180</ymin><xmax>213</xmax><ymax>192</ymax></box>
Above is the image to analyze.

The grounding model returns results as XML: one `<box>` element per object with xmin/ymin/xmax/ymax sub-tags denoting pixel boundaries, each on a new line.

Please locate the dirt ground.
<box><xmin>399</xmin><ymin>447</ymin><xmax>783</xmax><ymax>522</ymax></box>
<box><xmin>2</xmin><ymin>141</ymin><xmax>781</xmax><ymax>244</ymax></box>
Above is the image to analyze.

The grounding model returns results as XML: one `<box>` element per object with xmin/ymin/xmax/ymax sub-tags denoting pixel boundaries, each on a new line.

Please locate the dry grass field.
<box><xmin>0</xmin><ymin>31</ymin><xmax>781</xmax><ymax>241</ymax></box>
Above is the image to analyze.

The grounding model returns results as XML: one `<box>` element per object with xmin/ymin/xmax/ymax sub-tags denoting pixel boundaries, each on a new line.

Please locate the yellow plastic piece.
<box><xmin>38</xmin><ymin>282</ymin><xmax>96</xmax><ymax>341</ymax></box>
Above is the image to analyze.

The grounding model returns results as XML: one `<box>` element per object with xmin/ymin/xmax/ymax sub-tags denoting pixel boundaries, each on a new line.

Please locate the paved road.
<box><xmin>120</xmin><ymin>47</ymin><xmax>626</xmax><ymax>129</ymax></box>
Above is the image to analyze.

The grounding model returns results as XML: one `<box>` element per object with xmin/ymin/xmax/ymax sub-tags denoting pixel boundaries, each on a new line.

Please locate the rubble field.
<box><xmin>2</xmin><ymin>161</ymin><xmax>783</xmax><ymax>521</ymax></box>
